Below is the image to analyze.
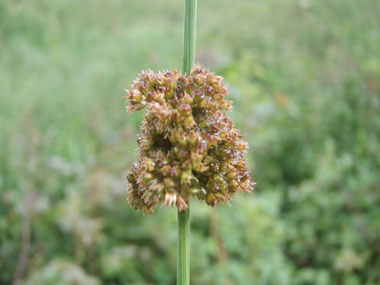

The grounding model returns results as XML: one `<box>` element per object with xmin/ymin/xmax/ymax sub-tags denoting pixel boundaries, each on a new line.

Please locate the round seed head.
<box><xmin>126</xmin><ymin>65</ymin><xmax>254</xmax><ymax>214</ymax></box>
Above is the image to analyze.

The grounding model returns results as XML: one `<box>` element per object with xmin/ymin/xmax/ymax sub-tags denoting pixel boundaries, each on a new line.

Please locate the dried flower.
<box><xmin>126</xmin><ymin>65</ymin><xmax>254</xmax><ymax>214</ymax></box>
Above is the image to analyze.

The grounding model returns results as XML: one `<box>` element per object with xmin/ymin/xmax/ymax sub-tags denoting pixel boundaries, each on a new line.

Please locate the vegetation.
<box><xmin>1</xmin><ymin>0</ymin><xmax>380</xmax><ymax>284</ymax></box>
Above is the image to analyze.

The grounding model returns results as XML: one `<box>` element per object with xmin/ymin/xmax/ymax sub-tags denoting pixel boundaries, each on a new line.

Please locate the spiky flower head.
<box><xmin>125</xmin><ymin>65</ymin><xmax>253</xmax><ymax>214</ymax></box>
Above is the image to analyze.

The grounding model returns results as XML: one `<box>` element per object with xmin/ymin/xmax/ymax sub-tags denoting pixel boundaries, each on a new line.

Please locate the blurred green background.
<box><xmin>1</xmin><ymin>0</ymin><xmax>380</xmax><ymax>284</ymax></box>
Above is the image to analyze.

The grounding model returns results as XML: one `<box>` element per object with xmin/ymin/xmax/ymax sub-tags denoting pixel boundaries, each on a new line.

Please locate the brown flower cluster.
<box><xmin>126</xmin><ymin>65</ymin><xmax>253</xmax><ymax>214</ymax></box>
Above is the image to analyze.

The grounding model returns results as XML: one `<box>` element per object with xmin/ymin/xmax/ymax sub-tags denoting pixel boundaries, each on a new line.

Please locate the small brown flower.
<box><xmin>126</xmin><ymin>65</ymin><xmax>254</xmax><ymax>214</ymax></box>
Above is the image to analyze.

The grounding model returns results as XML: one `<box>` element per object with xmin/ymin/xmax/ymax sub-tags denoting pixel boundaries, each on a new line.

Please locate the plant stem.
<box><xmin>177</xmin><ymin>205</ymin><xmax>190</xmax><ymax>285</ymax></box>
<box><xmin>182</xmin><ymin>0</ymin><xmax>197</xmax><ymax>74</ymax></box>
<box><xmin>178</xmin><ymin>1</ymin><xmax>196</xmax><ymax>284</ymax></box>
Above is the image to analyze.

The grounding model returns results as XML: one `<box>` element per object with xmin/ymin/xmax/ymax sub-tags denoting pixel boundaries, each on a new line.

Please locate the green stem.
<box><xmin>178</xmin><ymin>1</ymin><xmax>196</xmax><ymax>284</ymax></box>
<box><xmin>182</xmin><ymin>0</ymin><xmax>197</xmax><ymax>75</ymax></box>
<box><xmin>177</xmin><ymin>205</ymin><xmax>190</xmax><ymax>285</ymax></box>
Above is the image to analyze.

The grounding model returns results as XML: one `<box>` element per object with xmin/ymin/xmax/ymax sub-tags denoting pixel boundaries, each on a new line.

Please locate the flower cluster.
<box><xmin>126</xmin><ymin>65</ymin><xmax>253</xmax><ymax>214</ymax></box>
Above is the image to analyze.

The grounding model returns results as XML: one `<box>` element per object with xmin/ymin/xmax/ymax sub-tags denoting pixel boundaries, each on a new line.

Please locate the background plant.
<box><xmin>1</xmin><ymin>0</ymin><xmax>380</xmax><ymax>284</ymax></box>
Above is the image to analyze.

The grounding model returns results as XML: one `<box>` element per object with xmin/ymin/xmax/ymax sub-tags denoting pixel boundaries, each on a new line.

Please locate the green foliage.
<box><xmin>1</xmin><ymin>0</ymin><xmax>380</xmax><ymax>284</ymax></box>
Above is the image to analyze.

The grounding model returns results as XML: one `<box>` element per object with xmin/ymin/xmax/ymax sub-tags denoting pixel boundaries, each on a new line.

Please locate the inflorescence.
<box><xmin>126</xmin><ymin>65</ymin><xmax>253</xmax><ymax>214</ymax></box>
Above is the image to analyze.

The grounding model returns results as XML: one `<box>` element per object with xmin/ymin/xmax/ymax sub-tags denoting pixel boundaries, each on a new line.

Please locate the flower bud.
<box><xmin>206</xmin><ymin>193</ymin><xmax>217</xmax><ymax>206</ymax></box>
<box><xmin>181</xmin><ymin>169</ymin><xmax>193</xmax><ymax>185</ymax></box>
<box><xmin>143</xmin><ymin>173</ymin><xmax>153</xmax><ymax>182</ymax></box>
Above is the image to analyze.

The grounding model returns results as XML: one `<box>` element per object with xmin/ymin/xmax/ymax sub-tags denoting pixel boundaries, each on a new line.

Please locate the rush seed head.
<box><xmin>126</xmin><ymin>65</ymin><xmax>254</xmax><ymax>214</ymax></box>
